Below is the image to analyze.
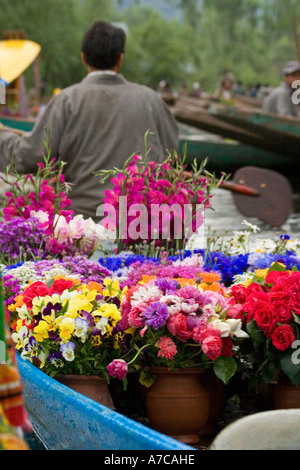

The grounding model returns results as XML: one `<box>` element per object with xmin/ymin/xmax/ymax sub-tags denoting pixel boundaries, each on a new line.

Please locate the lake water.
<box><xmin>200</xmin><ymin>187</ymin><xmax>300</xmax><ymax>247</ymax></box>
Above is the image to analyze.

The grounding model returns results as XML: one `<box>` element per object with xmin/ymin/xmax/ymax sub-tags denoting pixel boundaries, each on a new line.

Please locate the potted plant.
<box><xmin>8</xmin><ymin>275</ymin><xmax>128</xmax><ymax>409</ymax></box>
<box><xmin>106</xmin><ymin>275</ymin><xmax>248</xmax><ymax>443</ymax></box>
<box><xmin>227</xmin><ymin>261</ymin><xmax>300</xmax><ymax>408</ymax></box>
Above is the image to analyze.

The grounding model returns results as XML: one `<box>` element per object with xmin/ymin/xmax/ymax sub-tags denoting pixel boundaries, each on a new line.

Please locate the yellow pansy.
<box><xmin>57</xmin><ymin>317</ymin><xmax>75</xmax><ymax>342</ymax></box>
<box><xmin>67</xmin><ymin>297</ymin><xmax>93</xmax><ymax>316</ymax></box>
<box><xmin>91</xmin><ymin>335</ymin><xmax>102</xmax><ymax>347</ymax></box>
<box><xmin>94</xmin><ymin>304</ymin><xmax>121</xmax><ymax>326</ymax></box>
<box><xmin>103</xmin><ymin>278</ymin><xmax>120</xmax><ymax>297</ymax></box>
<box><xmin>33</xmin><ymin>321</ymin><xmax>49</xmax><ymax>342</ymax></box>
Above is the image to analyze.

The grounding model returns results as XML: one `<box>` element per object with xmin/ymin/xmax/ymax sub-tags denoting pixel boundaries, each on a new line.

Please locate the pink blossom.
<box><xmin>156</xmin><ymin>336</ymin><xmax>177</xmax><ymax>360</ymax></box>
<box><xmin>107</xmin><ymin>359</ymin><xmax>128</xmax><ymax>380</ymax></box>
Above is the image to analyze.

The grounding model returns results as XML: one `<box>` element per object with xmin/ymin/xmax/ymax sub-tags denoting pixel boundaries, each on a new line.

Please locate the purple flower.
<box><xmin>154</xmin><ymin>278</ymin><xmax>180</xmax><ymax>293</ymax></box>
<box><xmin>49</xmin><ymin>352</ymin><xmax>64</xmax><ymax>368</ymax></box>
<box><xmin>42</xmin><ymin>302</ymin><xmax>62</xmax><ymax>316</ymax></box>
<box><xmin>143</xmin><ymin>302</ymin><xmax>169</xmax><ymax>329</ymax></box>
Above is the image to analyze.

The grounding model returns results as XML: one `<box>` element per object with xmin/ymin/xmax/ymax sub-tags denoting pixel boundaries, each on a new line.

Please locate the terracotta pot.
<box><xmin>56</xmin><ymin>374</ymin><xmax>115</xmax><ymax>410</ymax></box>
<box><xmin>272</xmin><ymin>375</ymin><xmax>300</xmax><ymax>409</ymax></box>
<box><xmin>146</xmin><ymin>367</ymin><xmax>210</xmax><ymax>444</ymax></box>
<box><xmin>199</xmin><ymin>369</ymin><xmax>226</xmax><ymax>436</ymax></box>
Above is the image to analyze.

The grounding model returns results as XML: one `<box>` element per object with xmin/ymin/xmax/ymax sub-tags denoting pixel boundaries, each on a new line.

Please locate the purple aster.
<box><xmin>143</xmin><ymin>302</ymin><xmax>169</xmax><ymax>330</ymax></box>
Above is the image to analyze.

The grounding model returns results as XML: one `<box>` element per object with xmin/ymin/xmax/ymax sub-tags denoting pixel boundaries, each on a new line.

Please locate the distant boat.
<box><xmin>17</xmin><ymin>354</ymin><xmax>194</xmax><ymax>451</ymax></box>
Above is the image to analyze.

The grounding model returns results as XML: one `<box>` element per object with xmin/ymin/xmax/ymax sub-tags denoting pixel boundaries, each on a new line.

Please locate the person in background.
<box><xmin>0</xmin><ymin>21</ymin><xmax>178</xmax><ymax>219</ymax></box>
<box><xmin>263</xmin><ymin>61</ymin><xmax>300</xmax><ymax>117</ymax></box>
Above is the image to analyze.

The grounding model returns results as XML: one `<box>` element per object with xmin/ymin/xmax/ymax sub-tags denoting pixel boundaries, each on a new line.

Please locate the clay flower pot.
<box><xmin>146</xmin><ymin>367</ymin><xmax>210</xmax><ymax>444</ymax></box>
<box><xmin>272</xmin><ymin>375</ymin><xmax>300</xmax><ymax>409</ymax></box>
<box><xmin>55</xmin><ymin>374</ymin><xmax>115</xmax><ymax>410</ymax></box>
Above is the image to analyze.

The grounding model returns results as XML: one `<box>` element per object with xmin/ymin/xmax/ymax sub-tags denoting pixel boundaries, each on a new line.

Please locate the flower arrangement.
<box><xmin>106</xmin><ymin>276</ymin><xmax>248</xmax><ymax>385</ymax></box>
<box><xmin>8</xmin><ymin>277</ymin><xmax>127</xmax><ymax>378</ymax></box>
<box><xmin>228</xmin><ymin>262</ymin><xmax>300</xmax><ymax>386</ymax></box>
<box><xmin>96</xmin><ymin>133</ymin><xmax>227</xmax><ymax>255</ymax></box>
<box><xmin>0</xmin><ymin>136</ymin><xmax>106</xmax><ymax>262</ymax></box>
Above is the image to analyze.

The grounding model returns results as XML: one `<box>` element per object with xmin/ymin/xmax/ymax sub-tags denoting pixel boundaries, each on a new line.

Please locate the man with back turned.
<box><xmin>0</xmin><ymin>21</ymin><xmax>178</xmax><ymax>219</ymax></box>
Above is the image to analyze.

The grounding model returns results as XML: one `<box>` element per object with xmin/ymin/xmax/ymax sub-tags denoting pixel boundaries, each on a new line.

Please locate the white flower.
<box><xmin>160</xmin><ymin>295</ymin><xmax>182</xmax><ymax>315</ymax></box>
<box><xmin>226</xmin><ymin>319</ymin><xmax>249</xmax><ymax>338</ymax></box>
<box><xmin>11</xmin><ymin>326</ymin><xmax>29</xmax><ymax>349</ymax></box>
<box><xmin>30</xmin><ymin>210</ymin><xmax>49</xmax><ymax>224</ymax></box>
<box><xmin>60</xmin><ymin>342</ymin><xmax>75</xmax><ymax>362</ymax></box>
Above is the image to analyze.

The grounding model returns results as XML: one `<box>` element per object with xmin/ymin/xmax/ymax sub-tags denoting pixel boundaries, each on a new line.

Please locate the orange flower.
<box><xmin>87</xmin><ymin>281</ymin><xmax>103</xmax><ymax>294</ymax></box>
<box><xmin>199</xmin><ymin>272</ymin><xmax>221</xmax><ymax>284</ymax></box>
<box><xmin>8</xmin><ymin>294</ymin><xmax>24</xmax><ymax>312</ymax></box>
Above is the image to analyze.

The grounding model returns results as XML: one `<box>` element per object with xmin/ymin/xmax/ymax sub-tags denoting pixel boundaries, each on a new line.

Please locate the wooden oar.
<box><xmin>232</xmin><ymin>166</ymin><xmax>293</xmax><ymax>227</ymax></box>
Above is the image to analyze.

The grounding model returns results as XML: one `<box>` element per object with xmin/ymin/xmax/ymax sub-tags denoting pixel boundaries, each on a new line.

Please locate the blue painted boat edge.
<box><xmin>17</xmin><ymin>354</ymin><xmax>195</xmax><ymax>451</ymax></box>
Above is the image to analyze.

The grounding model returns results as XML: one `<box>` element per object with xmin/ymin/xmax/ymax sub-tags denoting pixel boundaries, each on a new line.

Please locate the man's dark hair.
<box><xmin>81</xmin><ymin>21</ymin><xmax>126</xmax><ymax>70</ymax></box>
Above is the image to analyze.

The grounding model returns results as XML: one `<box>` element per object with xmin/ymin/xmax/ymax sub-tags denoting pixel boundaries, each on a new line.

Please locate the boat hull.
<box><xmin>17</xmin><ymin>354</ymin><xmax>194</xmax><ymax>451</ymax></box>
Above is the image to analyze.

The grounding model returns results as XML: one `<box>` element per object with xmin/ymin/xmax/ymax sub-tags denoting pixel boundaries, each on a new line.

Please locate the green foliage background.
<box><xmin>0</xmin><ymin>0</ymin><xmax>300</xmax><ymax>95</ymax></box>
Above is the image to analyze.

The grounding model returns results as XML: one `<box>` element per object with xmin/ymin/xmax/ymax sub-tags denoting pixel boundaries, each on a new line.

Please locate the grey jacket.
<box><xmin>262</xmin><ymin>81</ymin><xmax>299</xmax><ymax>117</ymax></box>
<box><xmin>0</xmin><ymin>73</ymin><xmax>179</xmax><ymax>218</ymax></box>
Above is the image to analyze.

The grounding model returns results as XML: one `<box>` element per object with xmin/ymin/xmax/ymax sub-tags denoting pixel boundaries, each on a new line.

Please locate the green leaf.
<box><xmin>267</xmin><ymin>262</ymin><xmax>287</xmax><ymax>273</ymax></box>
<box><xmin>213</xmin><ymin>357</ymin><xmax>237</xmax><ymax>384</ymax></box>
<box><xmin>246</xmin><ymin>320</ymin><xmax>265</xmax><ymax>343</ymax></box>
<box><xmin>280</xmin><ymin>352</ymin><xmax>300</xmax><ymax>381</ymax></box>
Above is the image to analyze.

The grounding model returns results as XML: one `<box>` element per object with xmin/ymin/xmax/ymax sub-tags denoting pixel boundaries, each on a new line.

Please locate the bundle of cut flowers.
<box><xmin>96</xmin><ymin>132</ymin><xmax>227</xmax><ymax>255</ymax></box>
<box><xmin>2</xmin><ymin>256</ymin><xmax>112</xmax><ymax>312</ymax></box>
<box><xmin>106</xmin><ymin>276</ymin><xmax>249</xmax><ymax>386</ymax></box>
<box><xmin>228</xmin><ymin>262</ymin><xmax>300</xmax><ymax>387</ymax></box>
<box><xmin>0</xmin><ymin>136</ymin><xmax>106</xmax><ymax>263</ymax></box>
<box><xmin>8</xmin><ymin>276</ymin><xmax>129</xmax><ymax>378</ymax></box>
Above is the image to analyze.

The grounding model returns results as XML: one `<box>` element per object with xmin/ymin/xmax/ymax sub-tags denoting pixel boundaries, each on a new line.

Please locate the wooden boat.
<box><xmin>0</xmin><ymin>114</ymin><xmax>294</xmax><ymax>177</ymax></box>
<box><xmin>209</xmin><ymin>104</ymin><xmax>300</xmax><ymax>158</ymax></box>
<box><xmin>17</xmin><ymin>354</ymin><xmax>194</xmax><ymax>450</ymax></box>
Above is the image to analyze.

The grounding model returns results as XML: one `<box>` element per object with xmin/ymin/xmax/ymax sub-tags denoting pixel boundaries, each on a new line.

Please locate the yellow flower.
<box><xmin>94</xmin><ymin>304</ymin><xmax>121</xmax><ymax>326</ymax></box>
<box><xmin>91</xmin><ymin>335</ymin><xmax>102</xmax><ymax>347</ymax></box>
<box><xmin>67</xmin><ymin>296</ymin><xmax>93</xmax><ymax>316</ymax></box>
<box><xmin>57</xmin><ymin>317</ymin><xmax>75</xmax><ymax>342</ymax></box>
<box><xmin>80</xmin><ymin>284</ymin><xmax>98</xmax><ymax>302</ymax></box>
<box><xmin>139</xmin><ymin>370</ymin><xmax>155</xmax><ymax>388</ymax></box>
<box><xmin>255</xmin><ymin>269</ymin><xmax>268</xmax><ymax>279</ymax></box>
<box><xmin>103</xmin><ymin>278</ymin><xmax>120</xmax><ymax>297</ymax></box>
<box><xmin>33</xmin><ymin>321</ymin><xmax>49</xmax><ymax>342</ymax></box>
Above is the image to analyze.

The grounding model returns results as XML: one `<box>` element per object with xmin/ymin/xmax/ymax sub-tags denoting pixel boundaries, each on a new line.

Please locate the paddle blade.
<box><xmin>232</xmin><ymin>166</ymin><xmax>293</xmax><ymax>227</ymax></box>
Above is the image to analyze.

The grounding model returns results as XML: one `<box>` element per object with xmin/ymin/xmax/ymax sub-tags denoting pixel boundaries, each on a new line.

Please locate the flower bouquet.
<box><xmin>96</xmin><ymin>133</ymin><xmax>227</xmax><ymax>255</ymax></box>
<box><xmin>0</xmin><ymin>136</ymin><xmax>105</xmax><ymax>263</ymax></box>
<box><xmin>106</xmin><ymin>276</ymin><xmax>249</xmax><ymax>386</ymax></box>
<box><xmin>8</xmin><ymin>276</ymin><xmax>127</xmax><ymax>379</ymax></box>
<box><xmin>228</xmin><ymin>262</ymin><xmax>300</xmax><ymax>387</ymax></box>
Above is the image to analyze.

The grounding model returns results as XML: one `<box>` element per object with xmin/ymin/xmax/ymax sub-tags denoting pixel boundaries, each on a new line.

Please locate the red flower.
<box><xmin>201</xmin><ymin>335</ymin><xmax>223</xmax><ymax>361</ymax></box>
<box><xmin>271</xmin><ymin>324</ymin><xmax>295</xmax><ymax>351</ymax></box>
<box><xmin>23</xmin><ymin>282</ymin><xmax>51</xmax><ymax>309</ymax></box>
<box><xmin>254</xmin><ymin>299</ymin><xmax>277</xmax><ymax>337</ymax></box>
<box><xmin>221</xmin><ymin>337</ymin><xmax>233</xmax><ymax>357</ymax></box>
<box><xmin>273</xmin><ymin>299</ymin><xmax>293</xmax><ymax>324</ymax></box>
<box><xmin>50</xmin><ymin>279</ymin><xmax>77</xmax><ymax>295</ymax></box>
<box><xmin>167</xmin><ymin>313</ymin><xmax>191</xmax><ymax>341</ymax></box>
